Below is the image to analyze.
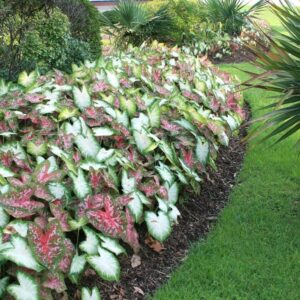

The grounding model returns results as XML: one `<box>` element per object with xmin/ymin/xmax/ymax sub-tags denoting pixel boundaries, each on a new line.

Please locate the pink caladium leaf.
<box><xmin>58</xmin><ymin>239</ymin><xmax>74</xmax><ymax>273</ymax></box>
<box><xmin>35</xmin><ymin>161</ymin><xmax>63</xmax><ymax>184</ymax></box>
<box><xmin>182</xmin><ymin>148</ymin><xmax>194</xmax><ymax>168</ymax></box>
<box><xmin>87</xmin><ymin>196</ymin><xmax>124</xmax><ymax>236</ymax></box>
<box><xmin>50</xmin><ymin>200</ymin><xmax>71</xmax><ymax>232</ymax></box>
<box><xmin>42</xmin><ymin>272</ymin><xmax>67</xmax><ymax>293</ymax></box>
<box><xmin>34</xmin><ymin>186</ymin><xmax>52</xmax><ymax>201</ymax></box>
<box><xmin>90</xmin><ymin>171</ymin><xmax>102</xmax><ymax>190</ymax></box>
<box><xmin>28</xmin><ymin>221</ymin><xmax>65</xmax><ymax>270</ymax></box>
<box><xmin>0</xmin><ymin>188</ymin><xmax>44</xmax><ymax>218</ymax></box>
<box><xmin>78</xmin><ymin>194</ymin><xmax>106</xmax><ymax>218</ymax></box>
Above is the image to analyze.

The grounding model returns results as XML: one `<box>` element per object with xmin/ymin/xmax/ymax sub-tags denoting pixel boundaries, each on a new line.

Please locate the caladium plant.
<box><xmin>0</xmin><ymin>41</ymin><xmax>244</xmax><ymax>298</ymax></box>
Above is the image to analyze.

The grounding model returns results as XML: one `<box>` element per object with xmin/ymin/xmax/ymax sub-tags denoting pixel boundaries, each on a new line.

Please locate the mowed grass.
<box><xmin>153</xmin><ymin>11</ymin><xmax>300</xmax><ymax>300</ymax></box>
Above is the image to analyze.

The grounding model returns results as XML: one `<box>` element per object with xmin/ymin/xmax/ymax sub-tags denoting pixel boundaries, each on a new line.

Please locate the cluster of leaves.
<box><xmin>0</xmin><ymin>42</ymin><xmax>244</xmax><ymax>299</ymax></box>
<box><xmin>0</xmin><ymin>0</ymin><xmax>101</xmax><ymax>81</ymax></box>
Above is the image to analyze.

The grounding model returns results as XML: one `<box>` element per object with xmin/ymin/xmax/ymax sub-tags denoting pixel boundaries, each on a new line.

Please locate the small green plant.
<box><xmin>0</xmin><ymin>42</ymin><xmax>244</xmax><ymax>298</ymax></box>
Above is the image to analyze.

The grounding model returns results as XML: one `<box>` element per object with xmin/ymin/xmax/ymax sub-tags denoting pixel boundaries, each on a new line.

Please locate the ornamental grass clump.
<box><xmin>0</xmin><ymin>42</ymin><xmax>244</xmax><ymax>299</ymax></box>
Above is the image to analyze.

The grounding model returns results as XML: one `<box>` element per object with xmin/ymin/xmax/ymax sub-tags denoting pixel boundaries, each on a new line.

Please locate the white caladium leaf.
<box><xmin>69</xmin><ymin>252</ymin><xmax>86</xmax><ymax>283</ymax></box>
<box><xmin>218</xmin><ymin>131</ymin><xmax>229</xmax><ymax>146</ymax></box>
<box><xmin>87</xmin><ymin>246</ymin><xmax>120</xmax><ymax>281</ymax></box>
<box><xmin>133</xmin><ymin>130</ymin><xmax>155</xmax><ymax>154</ymax></box>
<box><xmin>174</xmin><ymin>119</ymin><xmax>197</xmax><ymax>133</ymax></box>
<box><xmin>136</xmin><ymin>191</ymin><xmax>151</xmax><ymax>205</ymax></box>
<box><xmin>156</xmin><ymin>162</ymin><xmax>175</xmax><ymax>185</ymax></box>
<box><xmin>195</xmin><ymin>137</ymin><xmax>210</xmax><ymax>165</ymax></box>
<box><xmin>166</xmin><ymin>181</ymin><xmax>179</xmax><ymax>205</ymax></box>
<box><xmin>0</xmin><ymin>165</ymin><xmax>15</xmax><ymax>177</ymax></box>
<box><xmin>128</xmin><ymin>192</ymin><xmax>143</xmax><ymax>222</ymax></box>
<box><xmin>176</xmin><ymin>170</ymin><xmax>188</xmax><ymax>185</ymax></box>
<box><xmin>0</xmin><ymin>235</ymin><xmax>43</xmax><ymax>271</ymax></box>
<box><xmin>131</xmin><ymin>113</ymin><xmax>150</xmax><ymax>131</ymax></box>
<box><xmin>36</xmin><ymin>156</ymin><xmax>58</xmax><ymax>172</ymax></box>
<box><xmin>36</xmin><ymin>99</ymin><xmax>58</xmax><ymax>114</ymax></box>
<box><xmin>0</xmin><ymin>276</ymin><xmax>9</xmax><ymax>298</ymax></box>
<box><xmin>0</xmin><ymin>184</ymin><xmax>10</xmax><ymax>195</ymax></box>
<box><xmin>147</xmin><ymin>102</ymin><xmax>161</xmax><ymax>128</ymax></box>
<box><xmin>0</xmin><ymin>207</ymin><xmax>9</xmax><ymax>228</ymax></box>
<box><xmin>92</xmin><ymin>127</ymin><xmax>115</xmax><ymax>137</ymax></box>
<box><xmin>145</xmin><ymin>211</ymin><xmax>171</xmax><ymax>242</ymax></box>
<box><xmin>106</xmin><ymin>71</ymin><xmax>120</xmax><ymax>89</ymax></box>
<box><xmin>179</xmin><ymin>159</ymin><xmax>202</xmax><ymax>182</ymax></box>
<box><xmin>48</xmin><ymin>182</ymin><xmax>67</xmax><ymax>199</ymax></box>
<box><xmin>18</xmin><ymin>70</ymin><xmax>38</xmax><ymax>88</ymax></box>
<box><xmin>75</xmin><ymin>133</ymin><xmax>100</xmax><ymax>158</ymax></box>
<box><xmin>7</xmin><ymin>271</ymin><xmax>40</xmax><ymax>300</ymax></box>
<box><xmin>121</xmin><ymin>170</ymin><xmax>136</xmax><ymax>194</ymax></box>
<box><xmin>98</xmin><ymin>234</ymin><xmax>126</xmax><ymax>256</ymax></box>
<box><xmin>73</xmin><ymin>85</ymin><xmax>91</xmax><ymax>111</ymax></box>
<box><xmin>94</xmin><ymin>100</ymin><xmax>116</xmax><ymax>118</ymax></box>
<box><xmin>157</xmin><ymin>198</ymin><xmax>168</xmax><ymax>213</ymax></box>
<box><xmin>82</xmin><ymin>287</ymin><xmax>101</xmax><ymax>300</ymax></box>
<box><xmin>80</xmin><ymin>227</ymin><xmax>100</xmax><ymax>255</ymax></box>
<box><xmin>70</xmin><ymin>169</ymin><xmax>91</xmax><ymax>199</ymax></box>
<box><xmin>168</xmin><ymin>204</ymin><xmax>181</xmax><ymax>224</ymax></box>
<box><xmin>96</xmin><ymin>148</ymin><xmax>115</xmax><ymax>163</ymax></box>
<box><xmin>159</xmin><ymin>141</ymin><xmax>177</xmax><ymax>165</ymax></box>
<box><xmin>222</xmin><ymin>114</ymin><xmax>238</xmax><ymax>131</ymax></box>
<box><xmin>80</xmin><ymin>160</ymin><xmax>106</xmax><ymax>171</ymax></box>
<box><xmin>115</xmin><ymin>110</ymin><xmax>129</xmax><ymax>128</ymax></box>
<box><xmin>4</xmin><ymin>220</ymin><xmax>29</xmax><ymax>238</ymax></box>
<box><xmin>63</xmin><ymin>120</ymin><xmax>82</xmax><ymax>136</ymax></box>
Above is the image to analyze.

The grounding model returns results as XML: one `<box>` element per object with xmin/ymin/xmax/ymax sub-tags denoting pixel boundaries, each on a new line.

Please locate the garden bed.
<box><xmin>69</xmin><ymin>106</ymin><xmax>250</xmax><ymax>300</ymax></box>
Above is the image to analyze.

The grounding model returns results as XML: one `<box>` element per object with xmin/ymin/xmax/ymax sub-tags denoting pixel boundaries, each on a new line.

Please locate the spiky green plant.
<box><xmin>244</xmin><ymin>1</ymin><xmax>300</xmax><ymax>145</ymax></box>
<box><xmin>99</xmin><ymin>0</ymin><xmax>173</xmax><ymax>48</ymax></box>
<box><xmin>200</xmin><ymin>0</ymin><xmax>266</xmax><ymax>35</ymax></box>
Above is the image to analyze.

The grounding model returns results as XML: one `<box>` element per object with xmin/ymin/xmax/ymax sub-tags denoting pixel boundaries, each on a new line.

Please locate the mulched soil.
<box><xmin>212</xmin><ymin>51</ymin><xmax>257</xmax><ymax>65</ymax></box>
<box><xmin>67</xmin><ymin>105</ymin><xmax>251</xmax><ymax>300</ymax></box>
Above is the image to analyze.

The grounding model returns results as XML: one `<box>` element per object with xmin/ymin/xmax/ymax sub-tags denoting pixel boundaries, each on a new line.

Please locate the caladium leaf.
<box><xmin>48</xmin><ymin>182</ymin><xmax>68</xmax><ymax>200</ymax></box>
<box><xmin>96</xmin><ymin>148</ymin><xmax>115</xmax><ymax>163</ymax></box>
<box><xmin>195</xmin><ymin>137</ymin><xmax>210</xmax><ymax>165</ymax></box>
<box><xmin>70</xmin><ymin>169</ymin><xmax>91</xmax><ymax>199</ymax></box>
<box><xmin>0</xmin><ymin>235</ymin><xmax>43</xmax><ymax>271</ymax></box>
<box><xmin>80</xmin><ymin>226</ymin><xmax>100</xmax><ymax>255</ymax></box>
<box><xmin>27</xmin><ymin>141</ymin><xmax>48</xmax><ymax>157</ymax></box>
<box><xmin>4</xmin><ymin>220</ymin><xmax>29</xmax><ymax>237</ymax></box>
<box><xmin>68</xmin><ymin>217</ymin><xmax>88</xmax><ymax>230</ymax></box>
<box><xmin>166</xmin><ymin>181</ymin><xmax>179</xmax><ymax>205</ymax></box>
<box><xmin>0</xmin><ymin>207</ymin><xmax>9</xmax><ymax>228</ymax></box>
<box><xmin>106</xmin><ymin>70</ymin><xmax>120</xmax><ymax>89</ymax></box>
<box><xmin>18</xmin><ymin>70</ymin><xmax>38</xmax><ymax>89</ymax></box>
<box><xmin>0</xmin><ymin>165</ymin><xmax>15</xmax><ymax>177</ymax></box>
<box><xmin>73</xmin><ymin>85</ymin><xmax>91</xmax><ymax>111</ymax></box>
<box><xmin>127</xmin><ymin>192</ymin><xmax>143</xmax><ymax>223</ymax></box>
<box><xmin>34</xmin><ymin>161</ymin><xmax>62</xmax><ymax>184</ymax></box>
<box><xmin>0</xmin><ymin>276</ymin><xmax>9</xmax><ymax>298</ymax></box>
<box><xmin>92</xmin><ymin>127</ymin><xmax>115</xmax><ymax>137</ymax></box>
<box><xmin>28</xmin><ymin>221</ymin><xmax>65</xmax><ymax>270</ymax></box>
<box><xmin>0</xmin><ymin>142</ymin><xmax>27</xmax><ymax>160</ymax></box>
<box><xmin>42</xmin><ymin>272</ymin><xmax>66</xmax><ymax>293</ymax></box>
<box><xmin>75</xmin><ymin>132</ymin><xmax>100</xmax><ymax>158</ymax></box>
<box><xmin>87</xmin><ymin>246</ymin><xmax>120</xmax><ymax>281</ymax></box>
<box><xmin>133</xmin><ymin>130</ymin><xmax>155</xmax><ymax>154</ymax></box>
<box><xmin>7</xmin><ymin>271</ymin><xmax>41</xmax><ymax>300</ymax></box>
<box><xmin>168</xmin><ymin>204</ymin><xmax>181</xmax><ymax>224</ymax></box>
<box><xmin>0</xmin><ymin>188</ymin><xmax>44</xmax><ymax>218</ymax></box>
<box><xmin>69</xmin><ymin>252</ymin><xmax>86</xmax><ymax>284</ymax></box>
<box><xmin>156</xmin><ymin>162</ymin><xmax>175</xmax><ymax>186</ymax></box>
<box><xmin>82</xmin><ymin>287</ymin><xmax>101</xmax><ymax>300</ymax></box>
<box><xmin>148</xmin><ymin>102</ymin><xmax>161</xmax><ymax>128</ymax></box>
<box><xmin>145</xmin><ymin>211</ymin><xmax>171</xmax><ymax>242</ymax></box>
<box><xmin>98</xmin><ymin>234</ymin><xmax>126</xmax><ymax>256</ymax></box>
<box><xmin>121</xmin><ymin>170</ymin><xmax>136</xmax><ymax>194</ymax></box>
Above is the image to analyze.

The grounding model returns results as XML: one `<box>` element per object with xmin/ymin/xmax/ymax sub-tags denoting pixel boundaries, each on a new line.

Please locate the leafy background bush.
<box><xmin>0</xmin><ymin>0</ymin><xmax>101</xmax><ymax>81</ymax></box>
<box><xmin>0</xmin><ymin>43</ymin><xmax>244</xmax><ymax>299</ymax></box>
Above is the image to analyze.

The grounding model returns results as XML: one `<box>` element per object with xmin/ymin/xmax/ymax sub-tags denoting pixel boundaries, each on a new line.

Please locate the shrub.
<box><xmin>200</xmin><ymin>0</ymin><xmax>266</xmax><ymax>36</ymax></box>
<box><xmin>52</xmin><ymin>0</ymin><xmax>102</xmax><ymax>59</ymax></box>
<box><xmin>100</xmin><ymin>0</ymin><xmax>175</xmax><ymax>48</ymax></box>
<box><xmin>245</xmin><ymin>1</ymin><xmax>300</xmax><ymax>144</ymax></box>
<box><xmin>0</xmin><ymin>43</ymin><xmax>244</xmax><ymax>298</ymax></box>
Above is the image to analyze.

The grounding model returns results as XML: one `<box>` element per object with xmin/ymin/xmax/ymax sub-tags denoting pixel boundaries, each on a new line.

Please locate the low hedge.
<box><xmin>0</xmin><ymin>43</ymin><xmax>244</xmax><ymax>299</ymax></box>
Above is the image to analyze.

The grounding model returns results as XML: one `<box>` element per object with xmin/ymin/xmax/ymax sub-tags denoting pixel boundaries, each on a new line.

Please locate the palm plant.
<box><xmin>100</xmin><ymin>0</ymin><xmax>173</xmax><ymax>48</ymax></box>
<box><xmin>200</xmin><ymin>0</ymin><xmax>266</xmax><ymax>35</ymax></box>
<box><xmin>244</xmin><ymin>0</ymin><xmax>300</xmax><ymax>145</ymax></box>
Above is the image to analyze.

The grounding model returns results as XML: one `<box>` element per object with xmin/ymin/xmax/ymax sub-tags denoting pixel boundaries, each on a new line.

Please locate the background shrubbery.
<box><xmin>0</xmin><ymin>0</ymin><xmax>101</xmax><ymax>81</ymax></box>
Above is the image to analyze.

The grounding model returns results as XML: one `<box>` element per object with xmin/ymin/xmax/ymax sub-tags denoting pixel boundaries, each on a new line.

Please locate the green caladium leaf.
<box><xmin>87</xmin><ymin>246</ymin><xmax>120</xmax><ymax>281</ymax></box>
<box><xmin>69</xmin><ymin>252</ymin><xmax>86</xmax><ymax>284</ymax></box>
<box><xmin>73</xmin><ymin>85</ymin><xmax>91</xmax><ymax>111</ymax></box>
<box><xmin>7</xmin><ymin>271</ymin><xmax>41</xmax><ymax>300</ymax></box>
<box><xmin>98</xmin><ymin>234</ymin><xmax>126</xmax><ymax>256</ymax></box>
<box><xmin>68</xmin><ymin>217</ymin><xmax>88</xmax><ymax>230</ymax></box>
<box><xmin>70</xmin><ymin>169</ymin><xmax>91</xmax><ymax>199</ymax></box>
<box><xmin>119</xmin><ymin>96</ymin><xmax>137</xmax><ymax>117</ymax></box>
<box><xmin>145</xmin><ymin>211</ymin><xmax>171</xmax><ymax>242</ymax></box>
<box><xmin>0</xmin><ymin>235</ymin><xmax>43</xmax><ymax>271</ymax></box>
<box><xmin>82</xmin><ymin>287</ymin><xmax>101</xmax><ymax>300</ymax></box>
<box><xmin>58</xmin><ymin>107</ymin><xmax>79</xmax><ymax>121</ymax></box>
<box><xmin>195</xmin><ymin>137</ymin><xmax>210</xmax><ymax>165</ymax></box>
<box><xmin>0</xmin><ymin>276</ymin><xmax>9</xmax><ymax>298</ymax></box>
<box><xmin>80</xmin><ymin>227</ymin><xmax>100</xmax><ymax>255</ymax></box>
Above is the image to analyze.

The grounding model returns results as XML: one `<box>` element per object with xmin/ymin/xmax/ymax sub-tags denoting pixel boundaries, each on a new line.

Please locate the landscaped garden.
<box><xmin>0</xmin><ymin>0</ymin><xmax>299</xmax><ymax>299</ymax></box>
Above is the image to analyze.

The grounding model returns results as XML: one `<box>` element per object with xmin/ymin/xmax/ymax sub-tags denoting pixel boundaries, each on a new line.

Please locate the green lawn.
<box><xmin>153</xmin><ymin>10</ymin><xmax>300</xmax><ymax>300</ymax></box>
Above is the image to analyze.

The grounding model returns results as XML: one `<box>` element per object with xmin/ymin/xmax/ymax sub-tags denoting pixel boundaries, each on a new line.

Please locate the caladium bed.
<box><xmin>0</xmin><ymin>42</ymin><xmax>244</xmax><ymax>298</ymax></box>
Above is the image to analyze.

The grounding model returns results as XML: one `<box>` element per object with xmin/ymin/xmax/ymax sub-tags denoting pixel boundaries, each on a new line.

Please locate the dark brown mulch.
<box><xmin>212</xmin><ymin>51</ymin><xmax>257</xmax><ymax>65</ymax></box>
<box><xmin>66</xmin><ymin>106</ymin><xmax>250</xmax><ymax>300</ymax></box>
